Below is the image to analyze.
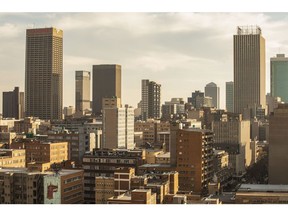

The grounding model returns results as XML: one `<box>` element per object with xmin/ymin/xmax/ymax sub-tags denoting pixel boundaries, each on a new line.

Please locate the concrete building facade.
<box><xmin>75</xmin><ymin>71</ymin><xmax>91</xmax><ymax>115</ymax></box>
<box><xmin>92</xmin><ymin>64</ymin><xmax>121</xmax><ymax>115</ymax></box>
<box><xmin>269</xmin><ymin>104</ymin><xmax>288</xmax><ymax>184</ymax></box>
<box><xmin>205</xmin><ymin>82</ymin><xmax>220</xmax><ymax>109</ymax></box>
<box><xmin>141</xmin><ymin>79</ymin><xmax>161</xmax><ymax>121</ymax></box>
<box><xmin>234</xmin><ymin>26</ymin><xmax>266</xmax><ymax>117</ymax></box>
<box><xmin>2</xmin><ymin>87</ymin><xmax>24</xmax><ymax>119</ymax></box>
<box><xmin>226</xmin><ymin>81</ymin><xmax>234</xmax><ymax>112</ymax></box>
<box><xmin>25</xmin><ymin>27</ymin><xmax>63</xmax><ymax>120</ymax></box>
<box><xmin>176</xmin><ymin>129</ymin><xmax>214</xmax><ymax>194</ymax></box>
<box><xmin>102</xmin><ymin>98</ymin><xmax>134</xmax><ymax>149</ymax></box>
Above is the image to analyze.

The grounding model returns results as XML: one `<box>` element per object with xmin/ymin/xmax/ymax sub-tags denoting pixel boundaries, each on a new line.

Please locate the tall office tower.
<box><xmin>271</xmin><ymin>54</ymin><xmax>288</xmax><ymax>103</ymax></box>
<box><xmin>234</xmin><ymin>26</ymin><xmax>266</xmax><ymax>117</ymax></box>
<box><xmin>226</xmin><ymin>81</ymin><xmax>234</xmax><ymax>112</ymax></box>
<box><xmin>187</xmin><ymin>90</ymin><xmax>204</xmax><ymax>108</ymax></box>
<box><xmin>176</xmin><ymin>129</ymin><xmax>214</xmax><ymax>194</ymax></box>
<box><xmin>92</xmin><ymin>64</ymin><xmax>121</xmax><ymax>115</ymax></box>
<box><xmin>141</xmin><ymin>79</ymin><xmax>161</xmax><ymax>121</ymax></box>
<box><xmin>25</xmin><ymin>27</ymin><xmax>63</xmax><ymax>120</ymax></box>
<box><xmin>102</xmin><ymin>98</ymin><xmax>134</xmax><ymax>149</ymax></box>
<box><xmin>2</xmin><ymin>87</ymin><xmax>24</xmax><ymax>119</ymax></box>
<box><xmin>75</xmin><ymin>71</ymin><xmax>91</xmax><ymax>114</ymax></box>
<box><xmin>269</xmin><ymin>104</ymin><xmax>288</xmax><ymax>184</ymax></box>
<box><xmin>205</xmin><ymin>82</ymin><xmax>220</xmax><ymax>109</ymax></box>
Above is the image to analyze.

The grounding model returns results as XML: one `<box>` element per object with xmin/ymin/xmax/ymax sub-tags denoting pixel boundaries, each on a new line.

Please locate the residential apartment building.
<box><xmin>141</xmin><ymin>79</ymin><xmax>161</xmax><ymax>121</ymax></box>
<box><xmin>82</xmin><ymin>149</ymin><xmax>145</xmax><ymax>203</ymax></box>
<box><xmin>176</xmin><ymin>129</ymin><xmax>214</xmax><ymax>194</ymax></box>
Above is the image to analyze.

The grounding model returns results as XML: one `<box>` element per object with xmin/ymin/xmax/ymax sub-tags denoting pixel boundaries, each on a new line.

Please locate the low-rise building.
<box><xmin>107</xmin><ymin>189</ymin><xmax>157</xmax><ymax>204</ymax></box>
<box><xmin>43</xmin><ymin>169</ymin><xmax>84</xmax><ymax>204</ymax></box>
<box><xmin>236</xmin><ymin>184</ymin><xmax>288</xmax><ymax>204</ymax></box>
<box><xmin>0</xmin><ymin>168</ymin><xmax>49</xmax><ymax>204</ymax></box>
<box><xmin>0</xmin><ymin>149</ymin><xmax>26</xmax><ymax>168</ymax></box>
<box><xmin>10</xmin><ymin>139</ymin><xmax>68</xmax><ymax>169</ymax></box>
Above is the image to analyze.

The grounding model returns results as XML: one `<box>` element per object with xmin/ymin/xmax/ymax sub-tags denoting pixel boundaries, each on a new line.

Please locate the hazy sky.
<box><xmin>1</xmin><ymin>12</ymin><xmax>288</xmax><ymax>113</ymax></box>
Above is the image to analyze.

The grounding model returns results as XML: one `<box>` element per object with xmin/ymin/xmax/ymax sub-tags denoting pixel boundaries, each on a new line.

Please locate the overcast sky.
<box><xmin>1</xmin><ymin>12</ymin><xmax>288</xmax><ymax>113</ymax></box>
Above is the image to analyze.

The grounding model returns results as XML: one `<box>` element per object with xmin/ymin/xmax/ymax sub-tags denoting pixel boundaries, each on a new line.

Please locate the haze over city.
<box><xmin>1</xmin><ymin>12</ymin><xmax>288</xmax><ymax>112</ymax></box>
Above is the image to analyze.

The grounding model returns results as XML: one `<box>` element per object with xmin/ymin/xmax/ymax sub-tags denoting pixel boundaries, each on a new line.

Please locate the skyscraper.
<box><xmin>234</xmin><ymin>26</ymin><xmax>266</xmax><ymax>117</ymax></box>
<box><xmin>269</xmin><ymin>104</ymin><xmax>288</xmax><ymax>184</ymax></box>
<box><xmin>205</xmin><ymin>82</ymin><xmax>220</xmax><ymax>109</ymax></box>
<box><xmin>92</xmin><ymin>64</ymin><xmax>121</xmax><ymax>115</ymax></box>
<box><xmin>226</xmin><ymin>81</ymin><xmax>234</xmax><ymax>112</ymax></box>
<box><xmin>141</xmin><ymin>79</ymin><xmax>161</xmax><ymax>121</ymax></box>
<box><xmin>2</xmin><ymin>87</ymin><xmax>24</xmax><ymax>119</ymax></box>
<box><xmin>270</xmin><ymin>54</ymin><xmax>288</xmax><ymax>103</ymax></box>
<box><xmin>25</xmin><ymin>27</ymin><xmax>63</xmax><ymax>120</ymax></box>
<box><xmin>75</xmin><ymin>71</ymin><xmax>91</xmax><ymax>114</ymax></box>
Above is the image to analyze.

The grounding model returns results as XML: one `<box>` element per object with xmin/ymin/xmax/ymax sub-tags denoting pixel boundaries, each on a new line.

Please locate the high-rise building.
<box><xmin>102</xmin><ymin>98</ymin><xmax>134</xmax><ymax>149</ymax></box>
<box><xmin>2</xmin><ymin>87</ymin><xmax>24</xmax><ymax>119</ymax></box>
<box><xmin>270</xmin><ymin>54</ymin><xmax>288</xmax><ymax>103</ymax></box>
<box><xmin>226</xmin><ymin>81</ymin><xmax>234</xmax><ymax>112</ymax></box>
<box><xmin>75</xmin><ymin>71</ymin><xmax>91</xmax><ymax>114</ymax></box>
<box><xmin>188</xmin><ymin>90</ymin><xmax>204</xmax><ymax>108</ymax></box>
<box><xmin>205</xmin><ymin>82</ymin><xmax>220</xmax><ymax>109</ymax></box>
<box><xmin>25</xmin><ymin>27</ymin><xmax>63</xmax><ymax>120</ymax></box>
<box><xmin>176</xmin><ymin>129</ymin><xmax>214</xmax><ymax>194</ymax></box>
<box><xmin>141</xmin><ymin>79</ymin><xmax>161</xmax><ymax>121</ymax></box>
<box><xmin>269</xmin><ymin>104</ymin><xmax>288</xmax><ymax>184</ymax></box>
<box><xmin>92</xmin><ymin>64</ymin><xmax>121</xmax><ymax>115</ymax></box>
<box><xmin>233</xmin><ymin>26</ymin><xmax>266</xmax><ymax>116</ymax></box>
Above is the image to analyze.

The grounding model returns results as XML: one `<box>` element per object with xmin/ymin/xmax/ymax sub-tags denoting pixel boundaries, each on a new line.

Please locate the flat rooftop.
<box><xmin>0</xmin><ymin>167</ymin><xmax>52</xmax><ymax>175</ymax></box>
<box><xmin>45</xmin><ymin>169</ymin><xmax>83</xmax><ymax>177</ymax></box>
<box><xmin>139</xmin><ymin>164</ymin><xmax>171</xmax><ymax>168</ymax></box>
<box><xmin>238</xmin><ymin>184</ymin><xmax>288</xmax><ymax>193</ymax></box>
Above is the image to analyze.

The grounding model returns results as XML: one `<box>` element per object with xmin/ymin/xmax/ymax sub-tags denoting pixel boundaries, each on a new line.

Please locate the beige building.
<box><xmin>236</xmin><ymin>184</ymin><xmax>288</xmax><ymax>204</ymax></box>
<box><xmin>134</xmin><ymin>120</ymin><xmax>170</xmax><ymax>145</ymax></box>
<box><xmin>25</xmin><ymin>27</ymin><xmax>63</xmax><ymax>120</ymax></box>
<box><xmin>75</xmin><ymin>71</ymin><xmax>91</xmax><ymax>115</ymax></box>
<box><xmin>0</xmin><ymin>132</ymin><xmax>16</xmax><ymax>144</ymax></box>
<box><xmin>95</xmin><ymin>177</ymin><xmax>115</xmax><ymax>204</ymax></box>
<box><xmin>234</xmin><ymin>26</ymin><xmax>266</xmax><ymax>117</ymax></box>
<box><xmin>102</xmin><ymin>98</ymin><xmax>134</xmax><ymax>149</ymax></box>
<box><xmin>14</xmin><ymin>117</ymin><xmax>41</xmax><ymax>134</ymax></box>
<box><xmin>176</xmin><ymin>129</ymin><xmax>214</xmax><ymax>194</ymax></box>
<box><xmin>212</xmin><ymin>113</ymin><xmax>252</xmax><ymax>175</ymax></box>
<box><xmin>269</xmin><ymin>104</ymin><xmax>288</xmax><ymax>184</ymax></box>
<box><xmin>10</xmin><ymin>140</ymin><xmax>68</xmax><ymax>167</ymax></box>
<box><xmin>0</xmin><ymin>149</ymin><xmax>26</xmax><ymax>168</ymax></box>
<box><xmin>0</xmin><ymin>168</ymin><xmax>49</xmax><ymax>204</ymax></box>
<box><xmin>107</xmin><ymin>189</ymin><xmax>157</xmax><ymax>204</ymax></box>
<box><xmin>155</xmin><ymin>152</ymin><xmax>170</xmax><ymax>164</ymax></box>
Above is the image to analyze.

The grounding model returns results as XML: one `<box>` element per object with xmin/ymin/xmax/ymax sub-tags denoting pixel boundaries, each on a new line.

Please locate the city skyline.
<box><xmin>1</xmin><ymin>13</ymin><xmax>288</xmax><ymax>113</ymax></box>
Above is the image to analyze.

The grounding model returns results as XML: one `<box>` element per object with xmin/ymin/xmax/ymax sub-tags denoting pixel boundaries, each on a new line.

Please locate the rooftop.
<box><xmin>238</xmin><ymin>184</ymin><xmax>288</xmax><ymax>193</ymax></box>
